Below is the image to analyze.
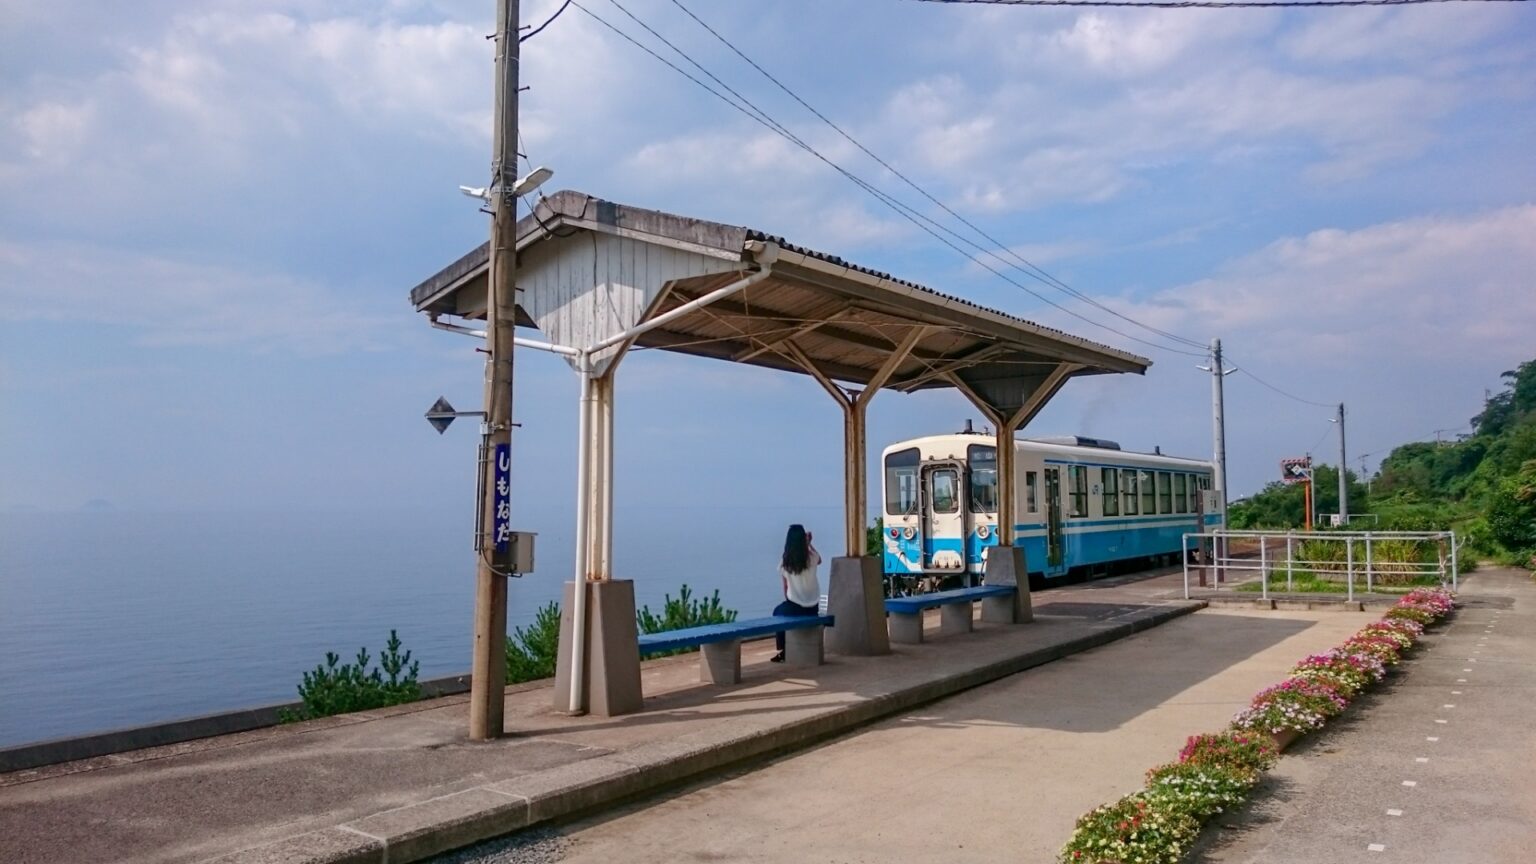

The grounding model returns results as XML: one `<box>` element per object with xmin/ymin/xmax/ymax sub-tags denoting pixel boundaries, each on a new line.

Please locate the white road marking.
<box><xmin>1402</xmin><ymin>780</ymin><xmax>1418</xmax><ymax>787</ymax></box>
<box><xmin>1435</xmin><ymin>719</ymin><xmax>1448</xmax><ymax>724</ymax></box>
<box><xmin>1464</xmin><ymin>668</ymin><xmax>1473</xmax><ymax>672</ymax></box>
<box><xmin>1387</xmin><ymin>809</ymin><xmax>1404</xmax><ymax>817</ymax></box>
<box><xmin>1457</xmin><ymin>678</ymin><xmax>1467</xmax><ymax>683</ymax></box>
<box><xmin>1452</xmin><ymin>690</ymin><xmax>1462</xmax><ymax>694</ymax></box>
<box><xmin>1426</xmin><ymin>736</ymin><xmax>1439</xmax><ymax>742</ymax></box>
<box><xmin>1444</xmin><ymin>704</ymin><xmax>1456</xmax><ymax>708</ymax></box>
<box><xmin>1368</xmin><ymin>843</ymin><xmax>1387</xmax><ymax>852</ymax></box>
<box><xmin>1415</xmin><ymin>757</ymin><xmax>1429</xmax><ymax>763</ymax></box>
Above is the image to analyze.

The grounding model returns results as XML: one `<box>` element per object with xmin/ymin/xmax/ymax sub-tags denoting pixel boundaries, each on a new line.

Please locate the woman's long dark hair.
<box><xmin>781</xmin><ymin>524</ymin><xmax>810</xmax><ymax>573</ymax></box>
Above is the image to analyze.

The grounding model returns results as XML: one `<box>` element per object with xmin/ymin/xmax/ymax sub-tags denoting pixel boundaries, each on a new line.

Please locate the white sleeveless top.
<box><xmin>780</xmin><ymin>549</ymin><xmax>822</xmax><ymax>607</ymax></box>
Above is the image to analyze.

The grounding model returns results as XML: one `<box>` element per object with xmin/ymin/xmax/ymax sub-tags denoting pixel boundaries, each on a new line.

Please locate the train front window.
<box><xmin>1069</xmin><ymin>465</ymin><xmax>1089</xmax><ymax>518</ymax></box>
<box><xmin>1102</xmin><ymin>467</ymin><xmax>1119</xmax><ymax>516</ymax></box>
<box><xmin>1122</xmin><ymin>469</ymin><xmax>1139</xmax><ymax>515</ymax></box>
<box><xmin>931</xmin><ymin>469</ymin><xmax>959</xmax><ymax>514</ymax></box>
<box><xmin>967</xmin><ymin>445</ymin><xmax>997</xmax><ymax>513</ymax></box>
<box><xmin>884</xmin><ymin>448</ymin><xmax>920</xmax><ymax>515</ymax></box>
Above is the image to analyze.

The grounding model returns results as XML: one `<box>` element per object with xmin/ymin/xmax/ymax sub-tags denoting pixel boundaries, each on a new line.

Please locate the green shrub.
<box><xmin>636</xmin><ymin>584</ymin><xmax>737</xmax><ymax>656</ymax></box>
<box><xmin>506</xmin><ymin>601</ymin><xmax>562</xmax><ymax>684</ymax></box>
<box><xmin>282</xmin><ymin>630</ymin><xmax>421</xmax><ymax>721</ymax></box>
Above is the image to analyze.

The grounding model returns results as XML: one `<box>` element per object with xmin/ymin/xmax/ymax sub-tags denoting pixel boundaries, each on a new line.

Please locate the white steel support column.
<box><xmin>566</xmin><ymin>355</ymin><xmax>596</xmax><ymax>714</ymax></box>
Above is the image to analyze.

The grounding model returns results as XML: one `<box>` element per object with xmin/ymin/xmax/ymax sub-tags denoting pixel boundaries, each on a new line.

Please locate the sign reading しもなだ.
<box><xmin>493</xmin><ymin>443</ymin><xmax>511</xmax><ymax>552</ymax></box>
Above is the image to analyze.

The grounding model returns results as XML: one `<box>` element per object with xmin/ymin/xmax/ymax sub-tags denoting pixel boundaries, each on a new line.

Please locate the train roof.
<box><xmin>882</xmin><ymin>432</ymin><xmax>1211</xmax><ymax>469</ymax></box>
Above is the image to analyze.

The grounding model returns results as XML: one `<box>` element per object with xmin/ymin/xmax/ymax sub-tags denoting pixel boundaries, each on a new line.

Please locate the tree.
<box><xmin>1486</xmin><ymin>461</ymin><xmax>1536</xmax><ymax>554</ymax></box>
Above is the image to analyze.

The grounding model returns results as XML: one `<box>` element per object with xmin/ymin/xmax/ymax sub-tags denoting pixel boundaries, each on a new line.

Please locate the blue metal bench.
<box><xmin>637</xmin><ymin>614</ymin><xmax>834</xmax><ymax>685</ymax></box>
<box><xmin>884</xmin><ymin>585</ymin><xmax>1016</xmax><ymax>644</ymax></box>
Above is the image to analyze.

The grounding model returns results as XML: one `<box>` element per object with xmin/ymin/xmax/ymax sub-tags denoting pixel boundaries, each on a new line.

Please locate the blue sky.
<box><xmin>3</xmin><ymin>0</ymin><xmax>1535</xmax><ymax>533</ymax></box>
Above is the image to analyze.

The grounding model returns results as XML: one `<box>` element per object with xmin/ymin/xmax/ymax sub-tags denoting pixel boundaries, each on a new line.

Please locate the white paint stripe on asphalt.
<box><xmin>1435</xmin><ymin>719</ymin><xmax>1448</xmax><ymax>724</ymax></box>
<box><xmin>1457</xmin><ymin>678</ymin><xmax>1467</xmax><ymax>682</ymax></box>
<box><xmin>1444</xmin><ymin>704</ymin><xmax>1456</xmax><ymax>708</ymax></box>
<box><xmin>1403</xmin><ymin>781</ymin><xmax>1418</xmax><ymax>787</ymax></box>
<box><xmin>1427</xmin><ymin>736</ymin><xmax>1439</xmax><ymax>741</ymax></box>
<box><xmin>1452</xmin><ymin>690</ymin><xmax>1462</xmax><ymax>694</ymax></box>
<box><xmin>1387</xmin><ymin>809</ymin><xmax>1404</xmax><ymax>817</ymax></box>
<box><xmin>1415</xmin><ymin>757</ymin><xmax>1429</xmax><ymax>763</ymax></box>
<box><xmin>1368</xmin><ymin>843</ymin><xmax>1386</xmax><ymax>852</ymax></box>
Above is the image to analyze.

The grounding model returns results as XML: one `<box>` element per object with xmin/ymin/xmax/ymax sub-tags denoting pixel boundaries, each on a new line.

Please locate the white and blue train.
<box><xmin>880</xmin><ymin>429</ymin><xmax>1222</xmax><ymax>586</ymax></box>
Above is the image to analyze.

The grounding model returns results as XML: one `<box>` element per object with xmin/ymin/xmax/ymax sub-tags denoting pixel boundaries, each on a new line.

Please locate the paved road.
<box><xmin>436</xmin><ymin>605</ymin><xmax>1372</xmax><ymax>864</ymax></box>
<box><xmin>1193</xmin><ymin>566</ymin><xmax>1536</xmax><ymax>863</ymax></box>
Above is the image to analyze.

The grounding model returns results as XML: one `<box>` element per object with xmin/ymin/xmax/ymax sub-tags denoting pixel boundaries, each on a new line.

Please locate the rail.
<box><xmin>1181</xmin><ymin>529</ymin><xmax>1459</xmax><ymax>601</ymax></box>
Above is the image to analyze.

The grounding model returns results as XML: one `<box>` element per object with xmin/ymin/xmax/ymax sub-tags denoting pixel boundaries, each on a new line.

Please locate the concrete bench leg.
<box><xmin>784</xmin><ymin>626</ymin><xmax>825</xmax><ymax>667</ymax></box>
<box><xmin>700</xmin><ymin>640</ymin><xmax>742</xmax><ymax>685</ymax></box>
<box><xmin>889</xmin><ymin>612</ymin><xmax>924</xmax><ymax>644</ymax></box>
<box><xmin>940</xmin><ymin>602</ymin><xmax>974</xmax><ymax>637</ymax></box>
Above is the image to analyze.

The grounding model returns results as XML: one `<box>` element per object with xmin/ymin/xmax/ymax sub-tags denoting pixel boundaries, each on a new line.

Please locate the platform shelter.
<box><xmin>410</xmin><ymin>191</ymin><xmax>1150</xmax><ymax>716</ymax></box>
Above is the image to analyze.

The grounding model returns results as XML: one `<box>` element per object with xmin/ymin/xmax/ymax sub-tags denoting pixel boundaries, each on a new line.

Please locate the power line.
<box><xmin>521</xmin><ymin>0</ymin><xmax>573</xmax><ymax>42</ymax></box>
<box><xmin>908</xmin><ymin>0</ymin><xmax>1525</xmax><ymax>9</ymax></box>
<box><xmin>1236</xmin><ymin>367</ymin><xmax>1336</xmax><ymax>408</ymax></box>
<box><xmin>665</xmin><ymin>0</ymin><xmax>1208</xmax><ymax>352</ymax></box>
<box><xmin>573</xmin><ymin>0</ymin><xmax>1208</xmax><ymax>357</ymax></box>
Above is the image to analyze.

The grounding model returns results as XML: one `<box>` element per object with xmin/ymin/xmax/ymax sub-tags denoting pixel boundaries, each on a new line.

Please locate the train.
<box><xmin>880</xmin><ymin>428</ymin><xmax>1222</xmax><ymax>587</ymax></box>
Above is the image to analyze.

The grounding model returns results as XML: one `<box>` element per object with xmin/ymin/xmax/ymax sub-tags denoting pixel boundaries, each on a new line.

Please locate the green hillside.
<box><xmin>1230</xmin><ymin>357</ymin><xmax>1536</xmax><ymax>568</ymax></box>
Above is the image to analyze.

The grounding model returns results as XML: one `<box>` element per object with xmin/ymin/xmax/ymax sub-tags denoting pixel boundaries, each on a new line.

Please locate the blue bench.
<box><xmin>884</xmin><ymin>585</ymin><xmax>1016</xmax><ymax>644</ymax></box>
<box><xmin>637</xmin><ymin>614</ymin><xmax>834</xmax><ymax>685</ymax></box>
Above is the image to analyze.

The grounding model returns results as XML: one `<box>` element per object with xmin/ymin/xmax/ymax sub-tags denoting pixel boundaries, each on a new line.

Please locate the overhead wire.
<box><xmin>573</xmin><ymin>0</ymin><xmax>1209</xmax><ymax>358</ymax></box>
<box><xmin>521</xmin><ymin>0</ymin><xmax>573</xmax><ymax>42</ymax></box>
<box><xmin>1235</xmin><ymin>367</ymin><xmax>1337</xmax><ymax>409</ymax></box>
<box><xmin>665</xmin><ymin>0</ymin><xmax>1209</xmax><ymax>352</ymax></box>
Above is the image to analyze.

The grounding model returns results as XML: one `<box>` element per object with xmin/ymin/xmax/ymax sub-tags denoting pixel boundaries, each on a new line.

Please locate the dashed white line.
<box><xmin>1464</xmin><ymin>668</ymin><xmax>1473</xmax><ymax>672</ymax></box>
<box><xmin>1426</xmin><ymin>736</ymin><xmax>1439</xmax><ymax>742</ymax></box>
<box><xmin>1444</xmin><ymin>704</ymin><xmax>1456</xmax><ymax>708</ymax></box>
<box><xmin>1368</xmin><ymin>843</ymin><xmax>1387</xmax><ymax>852</ymax></box>
<box><xmin>1435</xmin><ymin>719</ymin><xmax>1448</xmax><ymax>724</ymax></box>
<box><xmin>1386</xmin><ymin>809</ymin><xmax>1404</xmax><ymax>817</ymax></box>
<box><xmin>1415</xmin><ymin>757</ymin><xmax>1429</xmax><ymax>763</ymax></box>
<box><xmin>1457</xmin><ymin>678</ymin><xmax>1468</xmax><ymax>683</ymax></box>
<box><xmin>1402</xmin><ymin>780</ymin><xmax>1418</xmax><ymax>787</ymax></box>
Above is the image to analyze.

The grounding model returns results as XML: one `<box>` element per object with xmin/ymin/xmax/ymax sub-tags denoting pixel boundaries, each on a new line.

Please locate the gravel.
<box><xmin>429</xmin><ymin>827</ymin><xmax>571</xmax><ymax>864</ymax></box>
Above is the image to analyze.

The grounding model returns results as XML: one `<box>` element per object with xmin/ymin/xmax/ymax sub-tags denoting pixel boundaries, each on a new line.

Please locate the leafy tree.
<box><xmin>1486</xmin><ymin>461</ymin><xmax>1536</xmax><ymax>554</ymax></box>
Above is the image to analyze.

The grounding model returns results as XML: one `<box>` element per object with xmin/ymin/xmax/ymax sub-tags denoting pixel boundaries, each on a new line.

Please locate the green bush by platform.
<box><xmin>506</xmin><ymin>600</ymin><xmax>563</xmax><ymax>684</ymax></box>
<box><xmin>282</xmin><ymin>630</ymin><xmax>422</xmax><ymax>722</ymax></box>
<box><xmin>636</xmin><ymin>584</ymin><xmax>738</xmax><ymax>656</ymax></box>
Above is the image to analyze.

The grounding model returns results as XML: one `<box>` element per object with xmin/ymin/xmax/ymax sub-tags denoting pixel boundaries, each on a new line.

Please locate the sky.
<box><xmin>3</xmin><ymin>0</ymin><xmax>1535</xmax><ymax>535</ymax></box>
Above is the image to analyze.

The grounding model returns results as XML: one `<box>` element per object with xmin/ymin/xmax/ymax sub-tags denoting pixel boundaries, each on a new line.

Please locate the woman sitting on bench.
<box><xmin>771</xmin><ymin>524</ymin><xmax>821</xmax><ymax>663</ymax></box>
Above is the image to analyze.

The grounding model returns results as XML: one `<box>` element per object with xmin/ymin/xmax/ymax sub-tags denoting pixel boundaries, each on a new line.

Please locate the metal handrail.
<box><xmin>1182</xmin><ymin>529</ymin><xmax>1458</xmax><ymax>600</ymax></box>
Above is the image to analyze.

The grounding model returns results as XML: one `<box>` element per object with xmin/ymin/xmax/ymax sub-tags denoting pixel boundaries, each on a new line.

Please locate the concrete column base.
<box><xmin>981</xmin><ymin>545</ymin><xmax>1034</xmax><ymax>624</ymax></box>
<box><xmin>940</xmin><ymin>603</ymin><xmax>974</xmax><ymax>636</ymax></box>
<box><xmin>826</xmin><ymin>556</ymin><xmax>890</xmax><ymax>656</ymax></box>
<box><xmin>784</xmin><ymin>627</ymin><xmax>824</xmax><ymax>667</ymax></box>
<box><xmin>553</xmin><ymin>579</ymin><xmax>643</xmax><ymax>717</ymax></box>
<box><xmin>889</xmin><ymin>612</ymin><xmax>923</xmax><ymax>644</ymax></box>
<box><xmin>700</xmin><ymin>641</ymin><xmax>741</xmax><ymax>685</ymax></box>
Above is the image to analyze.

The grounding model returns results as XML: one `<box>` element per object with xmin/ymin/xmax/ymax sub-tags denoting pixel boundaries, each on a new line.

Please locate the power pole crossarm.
<box><xmin>469</xmin><ymin>0</ymin><xmax>520</xmax><ymax>742</ymax></box>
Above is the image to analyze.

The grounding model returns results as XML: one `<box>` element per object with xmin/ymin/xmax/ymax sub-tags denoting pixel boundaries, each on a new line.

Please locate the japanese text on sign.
<box><xmin>494</xmin><ymin>443</ymin><xmax>511</xmax><ymax>552</ymax></box>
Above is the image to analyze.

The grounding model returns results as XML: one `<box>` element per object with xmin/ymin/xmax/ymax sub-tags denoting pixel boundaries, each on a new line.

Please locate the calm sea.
<box><xmin>0</xmin><ymin>506</ymin><xmax>835</xmax><ymax>748</ymax></box>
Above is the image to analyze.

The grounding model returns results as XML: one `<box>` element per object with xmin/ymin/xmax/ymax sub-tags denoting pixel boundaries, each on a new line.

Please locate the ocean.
<box><xmin>0</xmin><ymin>505</ymin><xmax>838</xmax><ymax>748</ymax></box>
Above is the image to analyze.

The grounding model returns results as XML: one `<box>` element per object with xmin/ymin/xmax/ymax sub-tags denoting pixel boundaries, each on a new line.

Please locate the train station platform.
<box><xmin>0</xmin><ymin>578</ymin><xmax>1200</xmax><ymax>864</ymax></box>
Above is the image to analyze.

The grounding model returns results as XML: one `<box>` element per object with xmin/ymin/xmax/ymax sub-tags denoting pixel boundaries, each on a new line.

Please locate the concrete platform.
<box><xmin>0</xmin><ymin>586</ymin><xmax>1202</xmax><ymax>864</ymax></box>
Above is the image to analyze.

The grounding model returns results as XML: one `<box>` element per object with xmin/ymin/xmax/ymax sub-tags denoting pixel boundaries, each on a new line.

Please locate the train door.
<box><xmin>1043</xmin><ymin>467</ymin><xmax>1065</xmax><ymax>570</ymax></box>
<box><xmin>922</xmin><ymin>463</ymin><xmax>965</xmax><ymax>571</ymax></box>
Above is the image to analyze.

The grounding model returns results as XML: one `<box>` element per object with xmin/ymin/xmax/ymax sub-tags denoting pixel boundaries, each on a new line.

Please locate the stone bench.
<box><xmin>884</xmin><ymin>585</ymin><xmax>1017</xmax><ymax>644</ymax></box>
<box><xmin>637</xmin><ymin>614</ymin><xmax>834</xmax><ymax>685</ymax></box>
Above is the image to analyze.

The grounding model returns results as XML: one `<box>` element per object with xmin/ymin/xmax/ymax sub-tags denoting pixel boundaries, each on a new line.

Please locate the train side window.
<box><xmin>931</xmin><ymin>469</ymin><xmax>959</xmax><ymax>514</ymax></box>
<box><xmin>1102</xmin><ymin>467</ymin><xmax>1119</xmax><ymax>516</ymax></box>
<box><xmin>1122</xmin><ymin>469</ymin><xmax>1138</xmax><ymax>515</ymax></box>
<box><xmin>1069</xmin><ymin>465</ymin><xmax>1089</xmax><ymax>518</ymax></box>
<box><xmin>884</xmin><ymin>448</ymin><xmax>920</xmax><ymax>515</ymax></box>
<box><xmin>967</xmin><ymin>444</ymin><xmax>997</xmax><ymax>513</ymax></box>
<box><xmin>1141</xmin><ymin>470</ymin><xmax>1156</xmax><ymax>514</ymax></box>
<box><xmin>1174</xmin><ymin>473</ymin><xmax>1188</xmax><ymax>514</ymax></box>
<box><xmin>1025</xmin><ymin>471</ymin><xmax>1039</xmax><ymax>514</ymax></box>
<box><xmin>1157</xmin><ymin>471</ymin><xmax>1172</xmax><ymax>514</ymax></box>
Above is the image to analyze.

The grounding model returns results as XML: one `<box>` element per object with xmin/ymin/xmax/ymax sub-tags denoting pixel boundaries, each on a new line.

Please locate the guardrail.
<box><xmin>1181</xmin><ymin>530</ymin><xmax>1459</xmax><ymax>601</ymax></box>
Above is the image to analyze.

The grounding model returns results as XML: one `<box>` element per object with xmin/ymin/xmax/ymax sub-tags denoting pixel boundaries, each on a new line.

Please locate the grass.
<box><xmin>1235</xmin><ymin>570</ymin><xmax>1445</xmax><ymax>595</ymax></box>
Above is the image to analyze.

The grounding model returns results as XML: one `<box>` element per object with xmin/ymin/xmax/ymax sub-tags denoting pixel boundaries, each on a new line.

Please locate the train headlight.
<box><xmin>976</xmin><ymin>524</ymin><xmax>991</xmax><ymax>540</ymax></box>
<box><xmin>902</xmin><ymin>526</ymin><xmax>916</xmax><ymax>540</ymax></box>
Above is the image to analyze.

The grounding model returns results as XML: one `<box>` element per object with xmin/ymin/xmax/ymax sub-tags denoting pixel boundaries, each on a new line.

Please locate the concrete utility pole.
<box><xmin>469</xmin><ymin>0</ymin><xmax>520</xmax><ymax>741</ymax></box>
<box><xmin>1335</xmin><ymin>402</ymin><xmax>1348</xmax><ymax>526</ymax></box>
<box><xmin>1207</xmin><ymin>338</ymin><xmax>1229</xmax><ymax>520</ymax></box>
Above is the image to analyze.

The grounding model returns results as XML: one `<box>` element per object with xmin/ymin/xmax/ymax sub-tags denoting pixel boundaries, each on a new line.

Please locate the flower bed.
<box><xmin>1059</xmin><ymin>587</ymin><xmax>1456</xmax><ymax>864</ymax></box>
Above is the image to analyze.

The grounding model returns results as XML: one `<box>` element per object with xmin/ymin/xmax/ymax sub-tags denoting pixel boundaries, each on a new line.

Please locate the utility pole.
<box><xmin>1208</xmin><ymin>338</ymin><xmax>1229</xmax><ymax>519</ymax></box>
<box><xmin>1335</xmin><ymin>403</ymin><xmax>1348</xmax><ymax>526</ymax></box>
<box><xmin>469</xmin><ymin>0</ymin><xmax>520</xmax><ymax>741</ymax></box>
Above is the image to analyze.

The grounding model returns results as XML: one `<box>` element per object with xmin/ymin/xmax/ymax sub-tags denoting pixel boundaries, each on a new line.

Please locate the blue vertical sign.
<box><xmin>494</xmin><ymin>443</ymin><xmax>511</xmax><ymax>553</ymax></box>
